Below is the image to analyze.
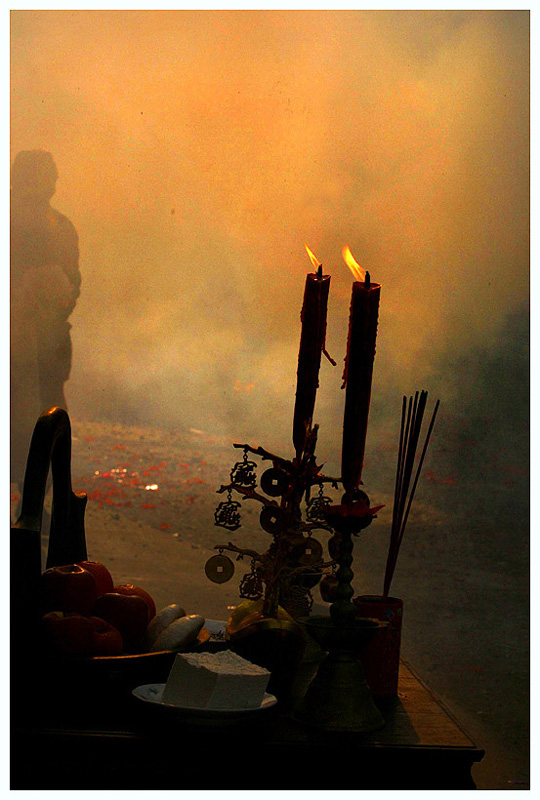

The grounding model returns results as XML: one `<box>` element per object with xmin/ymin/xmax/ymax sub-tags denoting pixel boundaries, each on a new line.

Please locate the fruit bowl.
<box><xmin>43</xmin><ymin>625</ymin><xmax>210</xmax><ymax>672</ymax></box>
<box><xmin>35</xmin><ymin>627</ymin><xmax>211</xmax><ymax>728</ymax></box>
<box><xmin>85</xmin><ymin>625</ymin><xmax>210</xmax><ymax>668</ymax></box>
<box><xmin>33</xmin><ymin>559</ymin><xmax>215</xmax><ymax>722</ymax></box>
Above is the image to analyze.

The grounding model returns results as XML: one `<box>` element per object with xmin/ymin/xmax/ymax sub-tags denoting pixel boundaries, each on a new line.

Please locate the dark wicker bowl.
<box><xmin>33</xmin><ymin>628</ymin><xmax>210</xmax><ymax>726</ymax></box>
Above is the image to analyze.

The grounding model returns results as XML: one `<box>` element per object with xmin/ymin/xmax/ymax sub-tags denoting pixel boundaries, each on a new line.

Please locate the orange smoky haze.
<box><xmin>10</xmin><ymin>10</ymin><xmax>529</xmax><ymax>469</ymax></box>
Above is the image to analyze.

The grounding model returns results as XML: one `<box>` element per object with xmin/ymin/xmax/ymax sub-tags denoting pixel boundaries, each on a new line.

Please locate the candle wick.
<box><xmin>365</xmin><ymin>271</ymin><xmax>371</xmax><ymax>288</ymax></box>
<box><xmin>317</xmin><ymin>264</ymin><xmax>323</xmax><ymax>280</ymax></box>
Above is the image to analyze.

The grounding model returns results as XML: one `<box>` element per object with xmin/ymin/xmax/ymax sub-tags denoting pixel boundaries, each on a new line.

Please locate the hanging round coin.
<box><xmin>297</xmin><ymin>536</ymin><xmax>324</xmax><ymax>566</ymax></box>
<box><xmin>260</xmin><ymin>504</ymin><xmax>285</xmax><ymax>535</ymax></box>
<box><xmin>205</xmin><ymin>553</ymin><xmax>235</xmax><ymax>584</ymax></box>
<box><xmin>260</xmin><ymin>466</ymin><xmax>289</xmax><ymax>498</ymax></box>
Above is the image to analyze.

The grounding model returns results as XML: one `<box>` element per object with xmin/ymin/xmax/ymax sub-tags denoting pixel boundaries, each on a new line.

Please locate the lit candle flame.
<box><xmin>342</xmin><ymin>245</ymin><xmax>366</xmax><ymax>282</ymax></box>
<box><xmin>304</xmin><ymin>243</ymin><xmax>322</xmax><ymax>269</ymax></box>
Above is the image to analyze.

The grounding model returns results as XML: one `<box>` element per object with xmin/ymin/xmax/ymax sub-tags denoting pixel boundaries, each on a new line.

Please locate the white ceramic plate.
<box><xmin>132</xmin><ymin>683</ymin><xmax>277</xmax><ymax>719</ymax></box>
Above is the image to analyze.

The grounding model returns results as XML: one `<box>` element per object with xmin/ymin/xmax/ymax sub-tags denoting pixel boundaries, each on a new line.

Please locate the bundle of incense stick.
<box><xmin>383</xmin><ymin>390</ymin><xmax>440</xmax><ymax>598</ymax></box>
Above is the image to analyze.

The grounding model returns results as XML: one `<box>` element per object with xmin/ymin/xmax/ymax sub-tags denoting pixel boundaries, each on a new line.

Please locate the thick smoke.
<box><xmin>10</xmin><ymin>11</ymin><xmax>529</xmax><ymax>475</ymax></box>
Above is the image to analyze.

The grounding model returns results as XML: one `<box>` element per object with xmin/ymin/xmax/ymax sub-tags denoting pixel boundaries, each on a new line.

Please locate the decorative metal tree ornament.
<box><xmin>209</xmin><ymin>440</ymin><xmax>342</xmax><ymax>619</ymax></box>
<box><xmin>214</xmin><ymin>488</ymin><xmax>242</xmax><ymax>531</ymax></box>
<box><xmin>230</xmin><ymin>447</ymin><xmax>258</xmax><ymax>489</ymax></box>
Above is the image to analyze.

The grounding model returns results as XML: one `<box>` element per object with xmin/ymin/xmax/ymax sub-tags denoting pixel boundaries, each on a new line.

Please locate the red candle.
<box><xmin>292</xmin><ymin>245</ymin><xmax>331</xmax><ymax>460</ymax></box>
<box><xmin>341</xmin><ymin>245</ymin><xmax>381</xmax><ymax>495</ymax></box>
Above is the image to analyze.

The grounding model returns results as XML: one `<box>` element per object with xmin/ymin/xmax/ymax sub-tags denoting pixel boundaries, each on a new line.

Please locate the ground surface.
<box><xmin>15</xmin><ymin>416</ymin><xmax>529</xmax><ymax>790</ymax></box>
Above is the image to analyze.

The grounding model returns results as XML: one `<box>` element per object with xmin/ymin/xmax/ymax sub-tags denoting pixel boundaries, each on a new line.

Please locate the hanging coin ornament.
<box><xmin>239</xmin><ymin>562</ymin><xmax>264</xmax><ymax>600</ymax></box>
<box><xmin>214</xmin><ymin>488</ymin><xmax>242</xmax><ymax>531</ymax></box>
<box><xmin>297</xmin><ymin>535</ymin><xmax>324</xmax><ymax>566</ymax></box>
<box><xmin>306</xmin><ymin>485</ymin><xmax>333</xmax><ymax>523</ymax></box>
<box><xmin>260</xmin><ymin>505</ymin><xmax>285</xmax><ymax>535</ymax></box>
<box><xmin>327</xmin><ymin>533</ymin><xmax>342</xmax><ymax>561</ymax></box>
<box><xmin>260</xmin><ymin>466</ymin><xmax>289</xmax><ymax>497</ymax></box>
<box><xmin>205</xmin><ymin>552</ymin><xmax>235</xmax><ymax>584</ymax></box>
<box><xmin>288</xmin><ymin>533</ymin><xmax>308</xmax><ymax>561</ymax></box>
<box><xmin>230</xmin><ymin>447</ymin><xmax>258</xmax><ymax>489</ymax></box>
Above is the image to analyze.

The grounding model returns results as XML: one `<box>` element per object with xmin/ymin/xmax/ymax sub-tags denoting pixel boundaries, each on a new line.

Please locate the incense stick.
<box><xmin>396</xmin><ymin>399</ymin><xmax>440</xmax><ymax>549</ymax></box>
<box><xmin>383</xmin><ymin>391</ymin><xmax>439</xmax><ymax>598</ymax></box>
<box><xmin>390</xmin><ymin>396</ymin><xmax>407</xmax><ymax>543</ymax></box>
<box><xmin>385</xmin><ymin>392</ymin><xmax>425</xmax><ymax>597</ymax></box>
<box><xmin>393</xmin><ymin>395</ymin><xmax>413</xmax><ymax>533</ymax></box>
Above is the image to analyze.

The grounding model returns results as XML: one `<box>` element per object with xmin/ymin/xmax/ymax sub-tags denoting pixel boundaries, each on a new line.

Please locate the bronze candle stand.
<box><xmin>293</xmin><ymin>490</ymin><xmax>385</xmax><ymax>733</ymax></box>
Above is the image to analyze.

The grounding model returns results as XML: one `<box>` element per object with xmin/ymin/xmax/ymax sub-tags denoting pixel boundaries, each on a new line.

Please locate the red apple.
<box><xmin>40</xmin><ymin>611</ymin><xmax>94</xmax><ymax>657</ymax></box>
<box><xmin>113</xmin><ymin>583</ymin><xmax>156</xmax><ymax>622</ymax></box>
<box><xmin>92</xmin><ymin>593</ymin><xmax>148</xmax><ymax>651</ymax></box>
<box><xmin>40</xmin><ymin>564</ymin><xmax>98</xmax><ymax>616</ymax></box>
<box><xmin>77</xmin><ymin>560</ymin><xmax>114</xmax><ymax>596</ymax></box>
<box><xmin>88</xmin><ymin>616</ymin><xmax>124</xmax><ymax>656</ymax></box>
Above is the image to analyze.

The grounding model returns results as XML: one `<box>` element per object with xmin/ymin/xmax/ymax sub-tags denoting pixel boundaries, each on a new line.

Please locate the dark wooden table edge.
<box><xmin>11</xmin><ymin>657</ymin><xmax>486</xmax><ymax>790</ymax></box>
<box><xmin>400</xmin><ymin>657</ymin><xmax>482</xmax><ymax>748</ymax></box>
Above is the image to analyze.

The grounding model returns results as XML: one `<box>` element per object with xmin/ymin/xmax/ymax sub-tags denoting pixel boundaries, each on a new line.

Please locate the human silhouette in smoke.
<box><xmin>10</xmin><ymin>150</ymin><xmax>81</xmax><ymax>489</ymax></box>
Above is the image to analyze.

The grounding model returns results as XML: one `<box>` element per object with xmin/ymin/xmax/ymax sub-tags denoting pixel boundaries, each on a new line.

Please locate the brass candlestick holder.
<box><xmin>293</xmin><ymin>490</ymin><xmax>385</xmax><ymax>733</ymax></box>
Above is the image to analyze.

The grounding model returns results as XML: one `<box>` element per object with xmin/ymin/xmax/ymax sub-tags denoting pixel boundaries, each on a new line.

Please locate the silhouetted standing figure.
<box><xmin>10</xmin><ymin>151</ymin><xmax>81</xmax><ymax>488</ymax></box>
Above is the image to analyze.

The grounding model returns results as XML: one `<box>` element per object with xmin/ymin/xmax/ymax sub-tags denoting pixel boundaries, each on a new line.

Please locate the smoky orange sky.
<box><xmin>10</xmin><ymin>10</ymin><xmax>529</xmax><ymax>471</ymax></box>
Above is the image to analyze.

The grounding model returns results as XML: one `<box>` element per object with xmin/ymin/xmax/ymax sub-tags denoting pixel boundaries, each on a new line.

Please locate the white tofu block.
<box><xmin>162</xmin><ymin>650</ymin><xmax>270</xmax><ymax>709</ymax></box>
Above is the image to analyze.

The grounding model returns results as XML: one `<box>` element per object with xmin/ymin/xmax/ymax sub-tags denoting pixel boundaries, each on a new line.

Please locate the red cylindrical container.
<box><xmin>353</xmin><ymin>594</ymin><xmax>403</xmax><ymax>702</ymax></box>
